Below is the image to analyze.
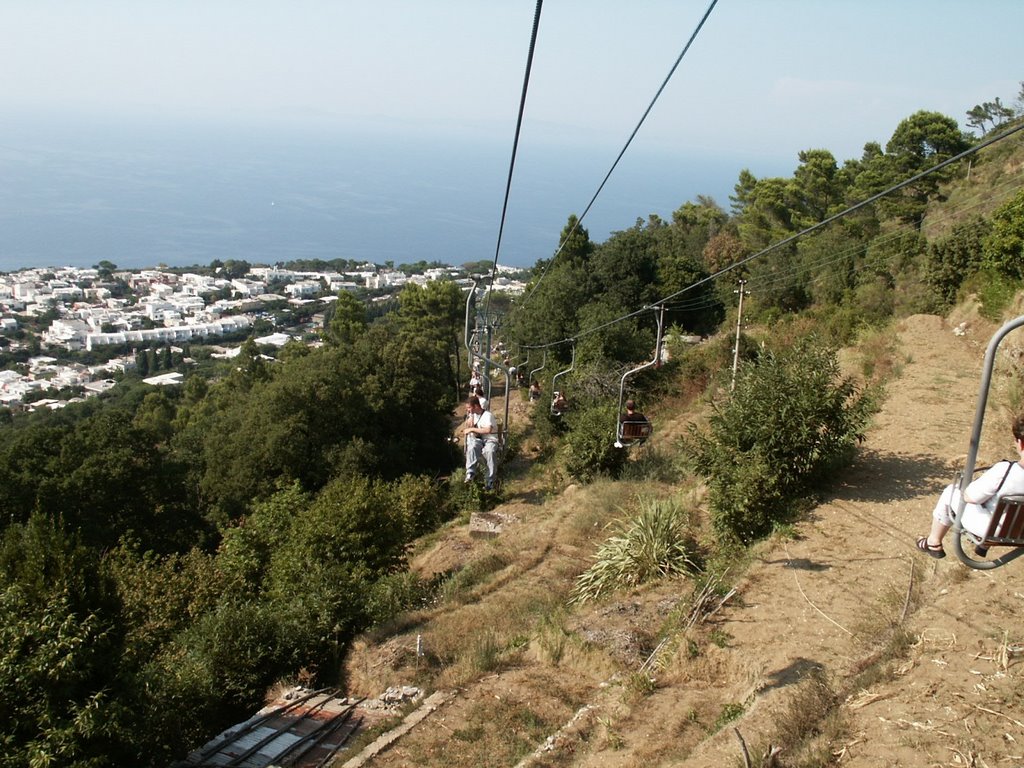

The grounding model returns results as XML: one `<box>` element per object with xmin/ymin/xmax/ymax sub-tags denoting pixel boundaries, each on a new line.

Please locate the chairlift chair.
<box><xmin>614</xmin><ymin>305</ymin><xmax>665</xmax><ymax>448</ymax></box>
<box><xmin>550</xmin><ymin>342</ymin><xmax>575</xmax><ymax>416</ymax></box>
<box><xmin>950</xmin><ymin>314</ymin><xmax>1024</xmax><ymax>569</ymax></box>
<box><xmin>516</xmin><ymin>349</ymin><xmax>531</xmax><ymax>386</ymax></box>
<box><xmin>464</xmin><ymin>280</ymin><xmax>511</xmax><ymax>455</ymax></box>
<box><xmin>618</xmin><ymin>418</ymin><xmax>653</xmax><ymax>447</ymax></box>
<box><xmin>528</xmin><ymin>350</ymin><xmax>547</xmax><ymax>401</ymax></box>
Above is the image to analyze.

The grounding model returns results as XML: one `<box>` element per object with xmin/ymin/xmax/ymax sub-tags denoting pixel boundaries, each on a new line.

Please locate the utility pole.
<box><xmin>731</xmin><ymin>279</ymin><xmax>749</xmax><ymax>392</ymax></box>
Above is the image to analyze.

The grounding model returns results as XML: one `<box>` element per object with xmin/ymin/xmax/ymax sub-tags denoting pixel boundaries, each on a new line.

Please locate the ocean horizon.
<box><xmin>0</xmin><ymin>113</ymin><xmax>766</xmax><ymax>275</ymax></box>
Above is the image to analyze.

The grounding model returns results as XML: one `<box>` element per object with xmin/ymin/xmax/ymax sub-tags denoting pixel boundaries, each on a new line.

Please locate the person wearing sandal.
<box><xmin>917</xmin><ymin>414</ymin><xmax>1024</xmax><ymax>559</ymax></box>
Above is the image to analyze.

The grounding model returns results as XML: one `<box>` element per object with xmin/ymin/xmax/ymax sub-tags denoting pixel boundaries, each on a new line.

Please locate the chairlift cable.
<box><xmin>654</xmin><ymin>121</ymin><xmax>1024</xmax><ymax>306</ymax></box>
<box><xmin>518</xmin><ymin>0</ymin><xmax>721</xmax><ymax>311</ymax></box>
<box><xmin>516</xmin><ymin>122</ymin><xmax>1024</xmax><ymax>352</ymax></box>
<box><xmin>463</xmin><ymin>0</ymin><xmax>541</xmax><ymax>455</ymax></box>
<box><xmin>483</xmin><ymin>0</ymin><xmax>544</xmax><ymax>323</ymax></box>
<box><xmin>668</xmin><ymin>160</ymin><xmax>1024</xmax><ymax>313</ymax></box>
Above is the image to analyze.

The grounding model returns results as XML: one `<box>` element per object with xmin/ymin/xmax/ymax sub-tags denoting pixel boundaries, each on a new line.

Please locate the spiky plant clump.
<box><xmin>570</xmin><ymin>497</ymin><xmax>698</xmax><ymax>604</ymax></box>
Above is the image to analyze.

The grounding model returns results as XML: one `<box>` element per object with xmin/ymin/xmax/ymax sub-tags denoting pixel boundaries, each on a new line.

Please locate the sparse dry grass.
<box><xmin>856</xmin><ymin>325</ymin><xmax>905</xmax><ymax>386</ymax></box>
<box><xmin>401</xmin><ymin>695</ymin><xmax>560</xmax><ymax>768</ymax></box>
<box><xmin>849</xmin><ymin>564</ymin><xmax>922</xmax><ymax>647</ymax></box>
<box><xmin>750</xmin><ymin>668</ymin><xmax>845</xmax><ymax>768</ymax></box>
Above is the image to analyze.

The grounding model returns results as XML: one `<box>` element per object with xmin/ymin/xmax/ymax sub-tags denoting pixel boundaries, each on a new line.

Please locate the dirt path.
<box><xmin>665</xmin><ymin>314</ymin><xmax>1024</xmax><ymax>767</ymax></box>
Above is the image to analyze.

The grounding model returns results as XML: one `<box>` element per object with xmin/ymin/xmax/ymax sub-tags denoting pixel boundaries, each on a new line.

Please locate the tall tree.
<box><xmin>787</xmin><ymin>149</ymin><xmax>846</xmax><ymax>229</ymax></box>
<box><xmin>324</xmin><ymin>291</ymin><xmax>367</xmax><ymax>348</ymax></box>
<box><xmin>878</xmin><ymin>110</ymin><xmax>973</xmax><ymax>225</ymax></box>
<box><xmin>966</xmin><ymin>97</ymin><xmax>1015</xmax><ymax>135</ymax></box>
<box><xmin>396</xmin><ymin>281</ymin><xmax>465</xmax><ymax>404</ymax></box>
<box><xmin>733</xmin><ymin>175</ymin><xmax>795</xmax><ymax>250</ymax></box>
<box><xmin>511</xmin><ymin>215</ymin><xmax>598</xmax><ymax>356</ymax></box>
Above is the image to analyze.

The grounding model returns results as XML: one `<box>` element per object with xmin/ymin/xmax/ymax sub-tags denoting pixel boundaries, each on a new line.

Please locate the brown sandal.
<box><xmin>916</xmin><ymin>536</ymin><xmax>945</xmax><ymax>559</ymax></box>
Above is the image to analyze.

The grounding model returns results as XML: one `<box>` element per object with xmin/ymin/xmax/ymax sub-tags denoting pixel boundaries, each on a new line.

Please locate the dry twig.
<box><xmin>785</xmin><ymin>544</ymin><xmax>853</xmax><ymax>636</ymax></box>
<box><xmin>734</xmin><ymin>727</ymin><xmax>752</xmax><ymax>768</ymax></box>
<box><xmin>900</xmin><ymin>558</ymin><xmax>914</xmax><ymax>624</ymax></box>
<box><xmin>972</xmin><ymin>704</ymin><xmax>1024</xmax><ymax>730</ymax></box>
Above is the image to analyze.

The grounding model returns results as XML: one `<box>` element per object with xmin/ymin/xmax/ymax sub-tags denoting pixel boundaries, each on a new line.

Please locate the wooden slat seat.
<box><xmin>618</xmin><ymin>420</ymin><xmax>652</xmax><ymax>445</ymax></box>
<box><xmin>981</xmin><ymin>493</ymin><xmax>1024</xmax><ymax>547</ymax></box>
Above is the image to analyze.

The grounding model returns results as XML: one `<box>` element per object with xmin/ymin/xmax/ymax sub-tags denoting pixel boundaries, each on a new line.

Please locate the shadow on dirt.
<box><xmin>829</xmin><ymin>449</ymin><xmax>952</xmax><ymax>504</ymax></box>
<box><xmin>760</xmin><ymin>657</ymin><xmax>826</xmax><ymax>693</ymax></box>
<box><xmin>778</xmin><ymin>557</ymin><xmax>830</xmax><ymax>572</ymax></box>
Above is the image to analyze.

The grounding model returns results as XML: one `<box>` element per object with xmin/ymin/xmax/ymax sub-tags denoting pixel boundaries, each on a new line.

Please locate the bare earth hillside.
<box><xmin>341</xmin><ymin>313</ymin><xmax>1024</xmax><ymax>768</ymax></box>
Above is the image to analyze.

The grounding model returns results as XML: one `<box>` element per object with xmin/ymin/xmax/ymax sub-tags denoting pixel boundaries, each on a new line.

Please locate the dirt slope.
<box><xmin>342</xmin><ymin>313</ymin><xmax>1024</xmax><ymax>768</ymax></box>
<box><xmin>666</xmin><ymin>313</ymin><xmax>1024</xmax><ymax>767</ymax></box>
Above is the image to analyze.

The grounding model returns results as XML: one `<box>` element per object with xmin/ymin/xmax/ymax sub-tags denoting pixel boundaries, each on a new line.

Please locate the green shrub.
<box><xmin>214</xmin><ymin>481</ymin><xmax>310</xmax><ymax>597</ymax></box>
<box><xmin>925</xmin><ymin>216</ymin><xmax>990</xmax><ymax>305</ymax></box>
<box><xmin>967</xmin><ymin>268</ymin><xmax>1019</xmax><ymax>321</ymax></box>
<box><xmin>104</xmin><ymin>545</ymin><xmax>224</xmax><ymax>666</ymax></box>
<box><xmin>686</xmin><ymin>337</ymin><xmax>877</xmax><ymax>543</ymax></box>
<box><xmin>134</xmin><ymin>601</ymin><xmax>293</xmax><ymax>763</ymax></box>
<box><xmin>675</xmin><ymin>334</ymin><xmax>745</xmax><ymax>400</ymax></box>
<box><xmin>0</xmin><ymin>586</ymin><xmax>124</xmax><ymax>768</ymax></box>
<box><xmin>364</xmin><ymin>571</ymin><xmax>435</xmax><ymax>625</ymax></box>
<box><xmin>0</xmin><ymin>514</ymin><xmax>129</xmax><ymax>767</ymax></box>
<box><xmin>570</xmin><ymin>497</ymin><xmax>699</xmax><ymax>604</ymax></box>
<box><xmin>562</xmin><ymin>402</ymin><xmax>627</xmax><ymax>483</ymax></box>
<box><xmin>528</xmin><ymin>396</ymin><xmax>567</xmax><ymax>451</ymax></box>
<box><xmin>982</xmin><ymin>186</ymin><xmax>1024</xmax><ymax>280</ymax></box>
<box><xmin>394</xmin><ymin>474</ymin><xmax>452</xmax><ymax>537</ymax></box>
<box><xmin>448</xmin><ymin>468</ymin><xmax>484</xmax><ymax>515</ymax></box>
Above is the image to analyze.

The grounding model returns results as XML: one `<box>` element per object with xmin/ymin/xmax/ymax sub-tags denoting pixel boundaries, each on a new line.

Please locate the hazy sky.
<box><xmin>4</xmin><ymin>0</ymin><xmax>1021</xmax><ymax>161</ymax></box>
<box><xmin>1</xmin><ymin>1</ymin><xmax>1021</xmax><ymax>270</ymax></box>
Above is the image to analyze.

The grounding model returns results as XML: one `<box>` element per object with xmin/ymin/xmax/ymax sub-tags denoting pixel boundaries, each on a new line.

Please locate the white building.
<box><xmin>85</xmin><ymin>315</ymin><xmax>252</xmax><ymax>350</ymax></box>
<box><xmin>231</xmin><ymin>279</ymin><xmax>263</xmax><ymax>298</ymax></box>
<box><xmin>143</xmin><ymin>372</ymin><xmax>185</xmax><ymax>386</ymax></box>
<box><xmin>254</xmin><ymin>332</ymin><xmax>293</xmax><ymax>347</ymax></box>
<box><xmin>43</xmin><ymin>319</ymin><xmax>92</xmax><ymax>350</ymax></box>
<box><xmin>83</xmin><ymin>379</ymin><xmax>118</xmax><ymax>395</ymax></box>
<box><xmin>285</xmin><ymin>281</ymin><xmax>321</xmax><ymax>298</ymax></box>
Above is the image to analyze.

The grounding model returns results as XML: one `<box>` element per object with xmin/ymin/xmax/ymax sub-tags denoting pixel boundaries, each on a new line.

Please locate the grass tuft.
<box><xmin>570</xmin><ymin>496</ymin><xmax>700</xmax><ymax>605</ymax></box>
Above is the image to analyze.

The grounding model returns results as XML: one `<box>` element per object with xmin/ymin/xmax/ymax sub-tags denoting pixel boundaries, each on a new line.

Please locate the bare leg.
<box><xmin>927</xmin><ymin>518</ymin><xmax>950</xmax><ymax>548</ymax></box>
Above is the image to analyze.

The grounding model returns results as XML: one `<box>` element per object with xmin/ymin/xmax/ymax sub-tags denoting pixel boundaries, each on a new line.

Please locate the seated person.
<box><xmin>617</xmin><ymin>399</ymin><xmax>650</xmax><ymax>446</ymax></box>
<box><xmin>463</xmin><ymin>395</ymin><xmax>500</xmax><ymax>490</ymax></box>
<box><xmin>917</xmin><ymin>414</ymin><xmax>1024</xmax><ymax>558</ymax></box>
<box><xmin>551</xmin><ymin>390</ymin><xmax>569</xmax><ymax>414</ymax></box>
<box><xmin>528</xmin><ymin>380</ymin><xmax>542</xmax><ymax>402</ymax></box>
<box><xmin>473</xmin><ymin>385</ymin><xmax>488</xmax><ymax>411</ymax></box>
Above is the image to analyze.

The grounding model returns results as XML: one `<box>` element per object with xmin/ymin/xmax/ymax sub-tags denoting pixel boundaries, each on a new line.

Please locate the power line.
<box><xmin>657</xmin><ymin>122</ymin><xmax>1024</xmax><ymax>307</ymax></box>
<box><xmin>515</xmin><ymin>122</ymin><xmax>1024</xmax><ymax>351</ymax></box>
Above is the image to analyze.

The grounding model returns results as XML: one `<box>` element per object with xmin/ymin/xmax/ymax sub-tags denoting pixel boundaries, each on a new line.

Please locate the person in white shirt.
<box><xmin>917</xmin><ymin>414</ymin><xmax>1024</xmax><ymax>558</ymax></box>
<box><xmin>463</xmin><ymin>395</ymin><xmax>500</xmax><ymax>490</ymax></box>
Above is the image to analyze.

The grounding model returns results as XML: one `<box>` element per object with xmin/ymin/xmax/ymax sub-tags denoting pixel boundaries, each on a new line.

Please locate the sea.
<box><xmin>0</xmin><ymin>113</ymin><xmax>761</xmax><ymax>274</ymax></box>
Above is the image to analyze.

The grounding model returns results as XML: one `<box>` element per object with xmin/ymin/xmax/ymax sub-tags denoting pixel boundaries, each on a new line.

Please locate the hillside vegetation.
<box><xmin>347</xmin><ymin>308</ymin><xmax>1024</xmax><ymax>768</ymax></box>
<box><xmin>0</xmin><ymin>97</ymin><xmax>1022</xmax><ymax>767</ymax></box>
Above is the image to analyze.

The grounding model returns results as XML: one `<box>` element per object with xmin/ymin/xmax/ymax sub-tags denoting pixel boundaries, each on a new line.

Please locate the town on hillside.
<box><xmin>0</xmin><ymin>261</ymin><xmax>529</xmax><ymax>413</ymax></box>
